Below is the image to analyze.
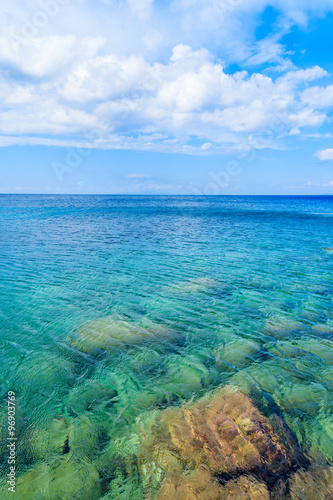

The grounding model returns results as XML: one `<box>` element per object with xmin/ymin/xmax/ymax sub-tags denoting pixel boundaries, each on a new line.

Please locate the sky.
<box><xmin>0</xmin><ymin>0</ymin><xmax>333</xmax><ymax>195</ymax></box>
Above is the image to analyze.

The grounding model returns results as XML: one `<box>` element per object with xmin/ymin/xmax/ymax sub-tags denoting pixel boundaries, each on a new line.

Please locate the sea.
<box><xmin>0</xmin><ymin>195</ymin><xmax>332</xmax><ymax>498</ymax></box>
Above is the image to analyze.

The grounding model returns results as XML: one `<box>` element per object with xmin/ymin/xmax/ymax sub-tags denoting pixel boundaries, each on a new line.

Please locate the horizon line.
<box><xmin>0</xmin><ymin>193</ymin><xmax>333</xmax><ymax>197</ymax></box>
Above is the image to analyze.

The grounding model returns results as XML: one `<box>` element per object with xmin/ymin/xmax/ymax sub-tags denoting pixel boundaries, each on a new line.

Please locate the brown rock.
<box><xmin>289</xmin><ymin>465</ymin><xmax>333</xmax><ymax>500</ymax></box>
<box><xmin>153</xmin><ymin>468</ymin><xmax>224</xmax><ymax>500</ymax></box>
<box><xmin>139</xmin><ymin>386</ymin><xmax>302</xmax><ymax>497</ymax></box>
<box><xmin>222</xmin><ymin>476</ymin><xmax>270</xmax><ymax>500</ymax></box>
<box><xmin>151</xmin><ymin>469</ymin><xmax>270</xmax><ymax>500</ymax></box>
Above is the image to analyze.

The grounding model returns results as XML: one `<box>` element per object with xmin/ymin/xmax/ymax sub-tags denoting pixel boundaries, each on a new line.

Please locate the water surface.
<box><xmin>0</xmin><ymin>195</ymin><xmax>332</xmax><ymax>497</ymax></box>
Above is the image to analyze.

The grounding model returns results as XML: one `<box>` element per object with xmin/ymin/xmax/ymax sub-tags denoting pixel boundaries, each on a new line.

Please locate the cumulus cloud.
<box><xmin>302</xmin><ymin>85</ymin><xmax>333</xmax><ymax>108</ymax></box>
<box><xmin>61</xmin><ymin>54</ymin><xmax>147</xmax><ymax>102</ymax></box>
<box><xmin>0</xmin><ymin>0</ymin><xmax>332</xmax><ymax>153</ymax></box>
<box><xmin>0</xmin><ymin>31</ymin><xmax>104</xmax><ymax>79</ymax></box>
<box><xmin>316</xmin><ymin>149</ymin><xmax>333</xmax><ymax>160</ymax></box>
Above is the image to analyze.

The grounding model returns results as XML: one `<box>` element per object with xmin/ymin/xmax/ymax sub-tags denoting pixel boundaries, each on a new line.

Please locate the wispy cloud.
<box><xmin>126</xmin><ymin>173</ymin><xmax>151</xmax><ymax>179</ymax></box>
<box><xmin>285</xmin><ymin>180</ymin><xmax>333</xmax><ymax>189</ymax></box>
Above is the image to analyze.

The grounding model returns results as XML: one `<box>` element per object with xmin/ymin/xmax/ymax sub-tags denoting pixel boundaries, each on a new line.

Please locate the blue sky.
<box><xmin>1</xmin><ymin>0</ymin><xmax>333</xmax><ymax>194</ymax></box>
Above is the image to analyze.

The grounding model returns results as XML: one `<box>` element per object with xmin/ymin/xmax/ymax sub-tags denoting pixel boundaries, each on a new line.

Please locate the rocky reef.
<box><xmin>1</xmin><ymin>382</ymin><xmax>333</xmax><ymax>499</ymax></box>
<box><xmin>137</xmin><ymin>386</ymin><xmax>333</xmax><ymax>499</ymax></box>
<box><xmin>2</xmin><ymin>310</ymin><xmax>332</xmax><ymax>499</ymax></box>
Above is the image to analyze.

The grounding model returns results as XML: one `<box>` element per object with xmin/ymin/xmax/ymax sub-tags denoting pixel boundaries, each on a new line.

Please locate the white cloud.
<box><xmin>316</xmin><ymin>149</ymin><xmax>333</xmax><ymax>160</ymax></box>
<box><xmin>280</xmin><ymin>66</ymin><xmax>329</xmax><ymax>84</ymax></box>
<box><xmin>302</xmin><ymin>85</ymin><xmax>333</xmax><ymax>108</ymax></box>
<box><xmin>285</xmin><ymin>180</ymin><xmax>333</xmax><ymax>190</ymax></box>
<box><xmin>0</xmin><ymin>41</ymin><xmax>330</xmax><ymax>152</ymax></box>
<box><xmin>131</xmin><ymin>181</ymin><xmax>184</xmax><ymax>192</ymax></box>
<box><xmin>0</xmin><ymin>32</ymin><xmax>104</xmax><ymax>78</ymax></box>
<box><xmin>126</xmin><ymin>173</ymin><xmax>151</xmax><ymax>178</ymax></box>
<box><xmin>289</xmin><ymin>108</ymin><xmax>327</xmax><ymax>128</ymax></box>
<box><xmin>127</xmin><ymin>0</ymin><xmax>153</xmax><ymax>21</ymax></box>
<box><xmin>61</xmin><ymin>54</ymin><xmax>147</xmax><ymax>102</ymax></box>
<box><xmin>0</xmin><ymin>1</ymin><xmax>332</xmax><ymax>153</ymax></box>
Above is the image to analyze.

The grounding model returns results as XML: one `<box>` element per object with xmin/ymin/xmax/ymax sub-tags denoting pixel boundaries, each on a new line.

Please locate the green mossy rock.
<box><xmin>50</xmin><ymin>458</ymin><xmax>102</xmax><ymax>499</ymax></box>
<box><xmin>293</xmin><ymin>339</ymin><xmax>333</xmax><ymax>364</ymax></box>
<box><xmin>0</xmin><ymin>463</ymin><xmax>49</xmax><ymax>500</ymax></box>
<box><xmin>11</xmin><ymin>352</ymin><xmax>75</xmax><ymax>424</ymax></box>
<box><xmin>8</xmin><ymin>459</ymin><xmax>102</xmax><ymax>500</ymax></box>
<box><xmin>305</xmin><ymin>415</ymin><xmax>333</xmax><ymax>463</ymax></box>
<box><xmin>163</xmin><ymin>355</ymin><xmax>209</xmax><ymax>396</ymax></box>
<box><xmin>130</xmin><ymin>349</ymin><xmax>167</xmax><ymax>378</ymax></box>
<box><xmin>69</xmin><ymin>414</ymin><xmax>109</xmax><ymax>460</ymax></box>
<box><xmin>67</xmin><ymin>315</ymin><xmax>174</xmax><ymax>354</ymax></box>
<box><xmin>274</xmin><ymin>382</ymin><xmax>328</xmax><ymax>416</ymax></box>
<box><xmin>95</xmin><ymin>431</ymin><xmax>146</xmax><ymax>499</ymax></box>
<box><xmin>238</xmin><ymin>363</ymin><xmax>282</xmax><ymax>395</ymax></box>
<box><xmin>30</xmin><ymin>414</ymin><xmax>110</xmax><ymax>465</ymax></box>
<box><xmin>169</xmin><ymin>277</ymin><xmax>218</xmax><ymax>294</ymax></box>
<box><xmin>29</xmin><ymin>417</ymin><xmax>71</xmax><ymax>462</ymax></box>
<box><xmin>264</xmin><ymin>316</ymin><xmax>305</xmax><ymax>338</ymax></box>
<box><xmin>214</xmin><ymin>338</ymin><xmax>261</xmax><ymax>369</ymax></box>
<box><xmin>15</xmin><ymin>352</ymin><xmax>75</xmax><ymax>392</ymax></box>
<box><xmin>66</xmin><ymin>379</ymin><xmax>118</xmax><ymax>417</ymax></box>
<box><xmin>312</xmin><ymin>323</ymin><xmax>333</xmax><ymax>335</ymax></box>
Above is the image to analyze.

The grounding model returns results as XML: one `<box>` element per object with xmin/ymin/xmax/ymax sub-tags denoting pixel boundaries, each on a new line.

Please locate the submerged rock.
<box><xmin>289</xmin><ymin>464</ymin><xmax>333</xmax><ymax>499</ymax></box>
<box><xmin>264</xmin><ymin>316</ymin><xmax>305</xmax><ymax>338</ymax></box>
<box><xmin>67</xmin><ymin>315</ymin><xmax>176</xmax><ymax>354</ymax></box>
<box><xmin>235</xmin><ymin>362</ymin><xmax>282</xmax><ymax>395</ymax></box>
<box><xmin>154</xmin><ymin>468</ymin><xmax>270</xmax><ymax>500</ymax></box>
<box><xmin>294</xmin><ymin>339</ymin><xmax>333</xmax><ymax>364</ymax></box>
<box><xmin>274</xmin><ymin>382</ymin><xmax>328</xmax><ymax>417</ymax></box>
<box><xmin>312</xmin><ymin>323</ymin><xmax>333</xmax><ymax>335</ymax></box>
<box><xmin>138</xmin><ymin>385</ymin><xmax>304</xmax><ymax>498</ymax></box>
<box><xmin>170</xmin><ymin>277</ymin><xmax>219</xmax><ymax>294</ymax></box>
<box><xmin>29</xmin><ymin>417</ymin><xmax>71</xmax><ymax>462</ymax></box>
<box><xmin>69</xmin><ymin>414</ymin><xmax>109</xmax><ymax>461</ymax></box>
<box><xmin>29</xmin><ymin>412</ymin><xmax>109</xmax><ymax>466</ymax></box>
<box><xmin>213</xmin><ymin>338</ymin><xmax>261</xmax><ymax>369</ymax></box>
<box><xmin>303</xmin><ymin>415</ymin><xmax>333</xmax><ymax>464</ymax></box>
<box><xmin>66</xmin><ymin>379</ymin><xmax>118</xmax><ymax>417</ymax></box>
<box><xmin>222</xmin><ymin>475</ymin><xmax>270</xmax><ymax>500</ymax></box>
<box><xmin>1</xmin><ymin>459</ymin><xmax>102</xmax><ymax>500</ymax></box>
<box><xmin>163</xmin><ymin>355</ymin><xmax>210</xmax><ymax>397</ymax></box>
<box><xmin>15</xmin><ymin>351</ymin><xmax>75</xmax><ymax>393</ymax></box>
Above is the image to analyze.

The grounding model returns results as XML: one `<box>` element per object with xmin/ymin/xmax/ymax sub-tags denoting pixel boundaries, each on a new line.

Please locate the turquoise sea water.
<box><xmin>0</xmin><ymin>194</ymin><xmax>333</xmax><ymax>497</ymax></box>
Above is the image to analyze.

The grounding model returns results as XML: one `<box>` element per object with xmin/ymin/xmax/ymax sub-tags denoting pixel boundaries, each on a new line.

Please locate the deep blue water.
<box><xmin>0</xmin><ymin>195</ymin><xmax>333</xmax><ymax>498</ymax></box>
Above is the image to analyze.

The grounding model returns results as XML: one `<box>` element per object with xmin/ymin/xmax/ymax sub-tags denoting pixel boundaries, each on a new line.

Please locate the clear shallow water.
<box><xmin>0</xmin><ymin>195</ymin><xmax>333</xmax><ymax>498</ymax></box>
